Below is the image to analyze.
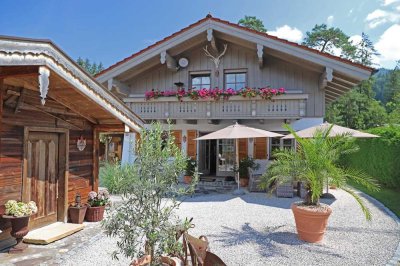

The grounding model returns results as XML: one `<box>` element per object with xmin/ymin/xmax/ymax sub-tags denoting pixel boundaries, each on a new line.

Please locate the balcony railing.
<box><xmin>124</xmin><ymin>94</ymin><xmax>308</xmax><ymax>120</ymax></box>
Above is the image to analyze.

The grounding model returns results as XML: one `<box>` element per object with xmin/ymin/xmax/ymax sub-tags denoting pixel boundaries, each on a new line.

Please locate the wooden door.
<box><xmin>24</xmin><ymin>132</ymin><xmax>59</xmax><ymax>228</ymax></box>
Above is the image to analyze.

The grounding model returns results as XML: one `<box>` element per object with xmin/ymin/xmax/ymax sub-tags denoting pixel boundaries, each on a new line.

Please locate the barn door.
<box><xmin>24</xmin><ymin>132</ymin><xmax>59</xmax><ymax>228</ymax></box>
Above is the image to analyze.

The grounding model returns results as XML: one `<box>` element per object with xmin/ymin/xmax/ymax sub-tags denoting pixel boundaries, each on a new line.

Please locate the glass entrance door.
<box><xmin>216</xmin><ymin>139</ymin><xmax>235</xmax><ymax>176</ymax></box>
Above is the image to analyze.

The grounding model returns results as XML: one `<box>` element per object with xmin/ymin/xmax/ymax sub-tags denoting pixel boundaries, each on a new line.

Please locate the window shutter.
<box><xmin>253</xmin><ymin>138</ymin><xmax>268</xmax><ymax>159</ymax></box>
<box><xmin>238</xmin><ymin>139</ymin><xmax>248</xmax><ymax>160</ymax></box>
<box><xmin>187</xmin><ymin>130</ymin><xmax>197</xmax><ymax>159</ymax></box>
<box><xmin>171</xmin><ymin>130</ymin><xmax>182</xmax><ymax>150</ymax></box>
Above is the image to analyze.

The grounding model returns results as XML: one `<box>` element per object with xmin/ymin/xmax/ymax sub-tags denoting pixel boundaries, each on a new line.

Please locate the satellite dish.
<box><xmin>178</xmin><ymin>58</ymin><xmax>189</xmax><ymax>68</ymax></box>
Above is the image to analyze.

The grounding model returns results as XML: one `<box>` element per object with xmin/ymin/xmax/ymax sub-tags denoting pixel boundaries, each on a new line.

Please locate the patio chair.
<box><xmin>276</xmin><ymin>182</ymin><xmax>294</xmax><ymax>198</ymax></box>
<box><xmin>248</xmin><ymin>160</ymin><xmax>270</xmax><ymax>192</ymax></box>
<box><xmin>185</xmin><ymin>234</ymin><xmax>226</xmax><ymax>266</ymax></box>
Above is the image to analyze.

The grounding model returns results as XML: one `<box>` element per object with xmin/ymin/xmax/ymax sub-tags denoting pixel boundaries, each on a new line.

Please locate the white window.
<box><xmin>191</xmin><ymin>74</ymin><xmax>211</xmax><ymax>89</ymax></box>
<box><xmin>270</xmin><ymin>138</ymin><xmax>294</xmax><ymax>159</ymax></box>
<box><xmin>225</xmin><ymin>72</ymin><xmax>246</xmax><ymax>90</ymax></box>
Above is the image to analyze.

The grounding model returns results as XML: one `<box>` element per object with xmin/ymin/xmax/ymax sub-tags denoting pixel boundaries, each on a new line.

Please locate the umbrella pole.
<box><xmin>236</xmin><ymin>138</ymin><xmax>240</xmax><ymax>191</ymax></box>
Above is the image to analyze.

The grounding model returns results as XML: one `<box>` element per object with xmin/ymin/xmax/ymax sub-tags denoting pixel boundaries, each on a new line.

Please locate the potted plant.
<box><xmin>68</xmin><ymin>193</ymin><xmax>87</xmax><ymax>224</ymax></box>
<box><xmin>2</xmin><ymin>200</ymin><xmax>37</xmax><ymax>253</ymax></box>
<box><xmin>263</xmin><ymin>125</ymin><xmax>378</xmax><ymax>243</ymax></box>
<box><xmin>85</xmin><ymin>189</ymin><xmax>110</xmax><ymax>222</ymax></box>
<box><xmin>183</xmin><ymin>157</ymin><xmax>196</xmax><ymax>184</ymax></box>
<box><xmin>235</xmin><ymin>157</ymin><xmax>259</xmax><ymax>187</ymax></box>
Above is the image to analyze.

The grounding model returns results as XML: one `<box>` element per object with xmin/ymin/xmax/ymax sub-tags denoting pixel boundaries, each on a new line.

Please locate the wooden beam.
<box><xmin>23</xmin><ymin>102</ymin><xmax>83</xmax><ymax>130</ymax></box>
<box><xmin>257</xmin><ymin>44</ymin><xmax>264</xmax><ymax>68</ymax></box>
<box><xmin>325</xmin><ymin>93</ymin><xmax>338</xmax><ymax>101</ymax></box>
<box><xmin>0</xmin><ymin>79</ymin><xmax>3</xmax><ymax>147</ymax></box>
<box><xmin>93</xmin><ymin>127</ymin><xmax>99</xmax><ymax>193</ymax></box>
<box><xmin>332</xmin><ymin>78</ymin><xmax>356</xmax><ymax>89</ymax></box>
<box><xmin>160</xmin><ymin>51</ymin><xmax>178</xmax><ymax>71</ymax></box>
<box><xmin>47</xmin><ymin>91</ymin><xmax>98</xmax><ymax>124</ymax></box>
<box><xmin>333</xmin><ymin>73</ymin><xmax>360</xmax><ymax>86</ymax></box>
<box><xmin>14</xmin><ymin>88</ymin><xmax>25</xmax><ymax>113</ymax></box>
<box><xmin>325</xmin><ymin>89</ymin><xmax>342</xmax><ymax>97</ymax></box>
<box><xmin>328</xmin><ymin>81</ymin><xmax>352</xmax><ymax>92</ymax></box>
<box><xmin>326</xmin><ymin>86</ymin><xmax>348</xmax><ymax>95</ymax></box>
<box><xmin>0</xmin><ymin>72</ymin><xmax>38</xmax><ymax>79</ymax></box>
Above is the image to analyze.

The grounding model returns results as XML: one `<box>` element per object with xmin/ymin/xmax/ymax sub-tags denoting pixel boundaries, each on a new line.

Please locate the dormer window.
<box><xmin>191</xmin><ymin>73</ymin><xmax>211</xmax><ymax>89</ymax></box>
<box><xmin>225</xmin><ymin>71</ymin><xmax>246</xmax><ymax>90</ymax></box>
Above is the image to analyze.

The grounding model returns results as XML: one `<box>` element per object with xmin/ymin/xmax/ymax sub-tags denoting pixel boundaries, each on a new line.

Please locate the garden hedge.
<box><xmin>341</xmin><ymin>125</ymin><xmax>400</xmax><ymax>189</ymax></box>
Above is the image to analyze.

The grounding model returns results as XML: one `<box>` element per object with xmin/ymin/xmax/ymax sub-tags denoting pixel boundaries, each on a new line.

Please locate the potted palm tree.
<box><xmin>261</xmin><ymin>125</ymin><xmax>378</xmax><ymax>243</ymax></box>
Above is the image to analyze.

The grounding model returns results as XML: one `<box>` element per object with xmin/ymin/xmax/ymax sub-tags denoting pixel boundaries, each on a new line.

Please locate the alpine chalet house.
<box><xmin>0</xmin><ymin>36</ymin><xmax>143</xmax><ymax>249</ymax></box>
<box><xmin>96</xmin><ymin>15</ymin><xmax>373</xmax><ymax>178</ymax></box>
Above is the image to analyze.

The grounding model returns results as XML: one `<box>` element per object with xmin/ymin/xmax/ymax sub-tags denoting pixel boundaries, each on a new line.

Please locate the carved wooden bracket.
<box><xmin>160</xmin><ymin>51</ymin><xmax>178</xmax><ymax>71</ymax></box>
<box><xmin>319</xmin><ymin>67</ymin><xmax>333</xmax><ymax>90</ymax></box>
<box><xmin>207</xmin><ymin>28</ymin><xmax>219</xmax><ymax>53</ymax></box>
<box><xmin>257</xmin><ymin>44</ymin><xmax>264</xmax><ymax>68</ymax></box>
<box><xmin>39</xmin><ymin>66</ymin><xmax>50</xmax><ymax>105</ymax></box>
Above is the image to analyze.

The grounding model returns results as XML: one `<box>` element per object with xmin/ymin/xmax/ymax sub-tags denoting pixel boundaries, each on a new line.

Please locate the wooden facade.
<box><xmin>0</xmin><ymin>37</ymin><xmax>143</xmax><ymax>249</ymax></box>
<box><xmin>95</xmin><ymin>15</ymin><xmax>373</xmax><ymax>178</ymax></box>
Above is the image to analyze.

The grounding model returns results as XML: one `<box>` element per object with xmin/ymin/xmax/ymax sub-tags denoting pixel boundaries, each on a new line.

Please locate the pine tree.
<box><xmin>76</xmin><ymin>57</ymin><xmax>105</xmax><ymax>76</ymax></box>
<box><xmin>353</xmin><ymin>33</ymin><xmax>379</xmax><ymax>67</ymax></box>
<box><xmin>238</xmin><ymin>16</ymin><xmax>267</xmax><ymax>33</ymax></box>
<box><xmin>302</xmin><ymin>24</ymin><xmax>356</xmax><ymax>60</ymax></box>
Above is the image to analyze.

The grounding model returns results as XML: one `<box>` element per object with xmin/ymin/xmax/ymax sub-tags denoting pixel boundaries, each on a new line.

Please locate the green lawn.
<box><xmin>349</xmin><ymin>180</ymin><xmax>400</xmax><ymax>218</ymax></box>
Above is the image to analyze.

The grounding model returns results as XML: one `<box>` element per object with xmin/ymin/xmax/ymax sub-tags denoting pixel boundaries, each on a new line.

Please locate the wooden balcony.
<box><xmin>124</xmin><ymin>94</ymin><xmax>308</xmax><ymax>120</ymax></box>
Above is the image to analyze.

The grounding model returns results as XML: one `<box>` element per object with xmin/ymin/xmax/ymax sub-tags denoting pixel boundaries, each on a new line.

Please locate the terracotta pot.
<box><xmin>291</xmin><ymin>203</ymin><xmax>332</xmax><ymax>243</ymax></box>
<box><xmin>329</xmin><ymin>185</ymin><xmax>337</xmax><ymax>189</ymax></box>
<box><xmin>85</xmin><ymin>205</ymin><xmax>105</xmax><ymax>222</ymax></box>
<box><xmin>69</xmin><ymin>205</ymin><xmax>87</xmax><ymax>224</ymax></box>
<box><xmin>2</xmin><ymin>215</ymin><xmax>30</xmax><ymax>253</ymax></box>
<box><xmin>183</xmin><ymin>175</ymin><xmax>192</xmax><ymax>184</ymax></box>
<box><xmin>239</xmin><ymin>178</ymin><xmax>249</xmax><ymax>187</ymax></box>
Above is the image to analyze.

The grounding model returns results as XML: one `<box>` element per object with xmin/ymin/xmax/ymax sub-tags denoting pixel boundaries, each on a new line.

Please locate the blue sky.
<box><xmin>1</xmin><ymin>0</ymin><xmax>399</xmax><ymax>68</ymax></box>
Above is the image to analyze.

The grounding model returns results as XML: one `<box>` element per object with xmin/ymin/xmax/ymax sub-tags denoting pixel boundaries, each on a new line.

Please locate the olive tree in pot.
<box><xmin>102</xmin><ymin>122</ymin><xmax>198</xmax><ymax>265</ymax></box>
<box><xmin>261</xmin><ymin>125</ymin><xmax>379</xmax><ymax>243</ymax></box>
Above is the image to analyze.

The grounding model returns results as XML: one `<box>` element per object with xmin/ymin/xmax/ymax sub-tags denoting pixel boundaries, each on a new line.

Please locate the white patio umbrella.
<box><xmin>196</xmin><ymin>123</ymin><xmax>283</xmax><ymax>194</ymax></box>
<box><xmin>281</xmin><ymin>122</ymin><xmax>379</xmax><ymax>197</ymax></box>
<box><xmin>282</xmin><ymin>122</ymin><xmax>379</xmax><ymax>139</ymax></box>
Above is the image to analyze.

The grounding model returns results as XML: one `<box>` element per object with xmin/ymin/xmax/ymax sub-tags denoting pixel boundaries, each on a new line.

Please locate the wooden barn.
<box><xmin>0</xmin><ymin>36</ymin><xmax>143</xmax><ymax>245</ymax></box>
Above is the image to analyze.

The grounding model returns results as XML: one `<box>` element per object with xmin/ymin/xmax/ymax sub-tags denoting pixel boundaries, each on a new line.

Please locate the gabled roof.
<box><xmin>96</xmin><ymin>14</ymin><xmax>373</xmax><ymax>79</ymax></box>
<box><xmin>0</xmin><ymin>35</ymin><xmax>144</xmax><ymax>131</ymax></box>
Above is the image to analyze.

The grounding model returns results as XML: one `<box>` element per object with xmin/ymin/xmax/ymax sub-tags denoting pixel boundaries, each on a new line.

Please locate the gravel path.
<box><xmin>59</xmin><ymin>190</ymin><xmax>399</xmax><ymax>266</ymax></box>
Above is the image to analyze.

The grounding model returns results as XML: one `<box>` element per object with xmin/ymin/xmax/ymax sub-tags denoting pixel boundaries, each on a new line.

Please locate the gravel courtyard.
<box><xmin>56</xmin><ymin>190</ymin><xmax>399</xmax><ymax>265</ymax></box>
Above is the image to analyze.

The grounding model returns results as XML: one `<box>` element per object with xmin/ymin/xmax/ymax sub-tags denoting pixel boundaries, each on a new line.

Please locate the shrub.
<box><xmin>99</xmin><ymin>160</ymin><xmax>129</xmax><ymax>194</ymax></box>
<box><xmin>102</xmin><ymin>122</ymin><xmax>198</xmax><ymax>264</ymax></box>
<box><xmin>341</xmin><ymin>125</ymin><xmax>400</xmax><ymax>188</ymax></box>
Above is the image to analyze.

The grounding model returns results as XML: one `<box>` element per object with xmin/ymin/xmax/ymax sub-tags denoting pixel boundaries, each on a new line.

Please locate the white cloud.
<box><xmin>383</xmin><ymin>0</ymin><xmax>400</xmax><ymax>6</ymax></box>
<box><xmin>396</xmin><ymin>5</ymin><xmax>400</xmax><ymax>11</ymax></box>
<box><xmin>268</xmin><ymin>25</ymin><xmax>303</xmax><ymax>43</ymax></box>
<box><xmin>365</xmin><ymin>9</ymin><xmax>400</xmax><ymax>28</ymax></box>
<box><xmin>327</xmin><ymin>15</ymin><xmax>334</xmax><ymax>26</ymax></box>
<box><xmin>349</xmin><ymin>34</ymin><xmax>362</xmax><ymax>45</ymax></box>
<box><xmin>375</xmin><ymin>24</ymin><xmax>400</xmax><ymax>68</ymax></box>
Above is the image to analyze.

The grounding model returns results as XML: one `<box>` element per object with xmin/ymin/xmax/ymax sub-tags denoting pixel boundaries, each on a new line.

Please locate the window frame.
<box><xmin>224</xmin><ymin>69</ymin><xmax>247</xmax><ymax>91</ymax></box>
<box><xmin>190</xmin><ymin>71</ymin><xmax>211</xmax><ymax>90</ymax></box>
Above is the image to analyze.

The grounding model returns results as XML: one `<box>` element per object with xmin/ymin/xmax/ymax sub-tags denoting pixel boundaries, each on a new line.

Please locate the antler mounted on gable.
<box><xmin>203</xmin><ymin>43</ymin><xmax>228</xmax><ymax>76</ymax></box>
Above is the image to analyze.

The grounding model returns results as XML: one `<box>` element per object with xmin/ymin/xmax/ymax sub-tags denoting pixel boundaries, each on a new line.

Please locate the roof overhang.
<box><xmin>0</xmin><ymin>36</ymin><xmax>143</xmax><ymax>132</ymax></box>
<box><xmin>96</xmin><ymin>16</ymin><xmax>373</xmax><ymax>93</ymax></box>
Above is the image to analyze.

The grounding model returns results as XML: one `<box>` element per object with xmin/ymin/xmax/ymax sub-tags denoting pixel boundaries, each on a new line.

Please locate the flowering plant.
<box><xmin>5</xmin><ymin>200</ymin><xmax>37</xmax><ymax>217</ymax></box>
<box><xmin>145</xmin><ymin>86</ymin><xmax>285</xmax><ymax>101</ymax></box>
<box><xmin>87</xmin><ymin>189</ymin><xmax>110</xmax><ymax>207</ymax></box>
<box><xmin>259</xmin><ymin>87</ymin><xmax>286</xmax><ymax>100</ymax></box>
<box><xmin>238</xmin><ymin>87</ymin><xmax>258</xmax><ymax>98</ymax></box>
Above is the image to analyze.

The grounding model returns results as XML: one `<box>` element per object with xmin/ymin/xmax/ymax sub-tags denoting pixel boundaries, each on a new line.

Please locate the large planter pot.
<box><xmin>183</xmin><ymin>175</ymin><xmax>192</xmax><ymax>184</ymax></box>
<box><xmin>239</xmin><ymin>178</ymin><xmax>249</xmax><ymax>187</ymax></box>
<box><xmin>291</xmin><ymin>203</ymin><xmax>332</xmax><ymax>243</ymax></box>
<box><xmin>2</xmin><ymin>215</ymin><xmax>30</xmax><ymax>253</ymax></box>
<box><xmin>85</xmin><ymin>205</ymin><xmax>105</xmax><ymax>222</ymax></box>
<box><xmin>69</xmin><ymin>205</ymin><xmax>87</xmax><ymax>224</ymax></box>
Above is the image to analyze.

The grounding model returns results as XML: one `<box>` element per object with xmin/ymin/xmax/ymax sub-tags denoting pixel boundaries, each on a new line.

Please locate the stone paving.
<box><xmin>0</xmin><ymin>222</ymin><xmax>103</xmax><ymax>266</ymax></box>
